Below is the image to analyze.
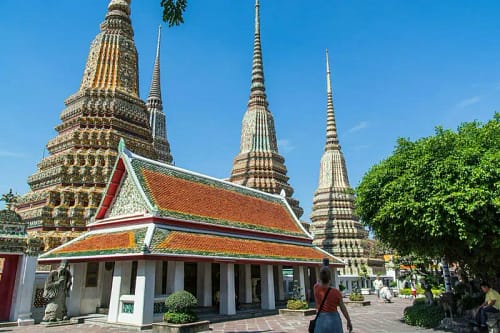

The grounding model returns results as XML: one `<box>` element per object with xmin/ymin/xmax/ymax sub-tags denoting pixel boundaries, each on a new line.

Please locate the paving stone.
<box><xmin>6</xmin><ymin>295</ymin><xmax>460</xmax><ymax>332</ymax></box>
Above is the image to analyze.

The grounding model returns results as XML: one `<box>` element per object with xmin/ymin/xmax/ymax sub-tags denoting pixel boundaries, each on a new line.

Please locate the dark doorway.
<box><xmin>184</xmin><ymin>263</ymin><xmax>197</xmax><ymax>296</ymax></box>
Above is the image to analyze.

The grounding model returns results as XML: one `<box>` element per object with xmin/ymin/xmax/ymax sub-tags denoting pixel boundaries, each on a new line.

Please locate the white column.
<box><xmin>108</xmin><ymin>261</ymin><xmax>132</xmax><ymax>323</ymax></box>
<box><xmin>219</xmin><ymin>263</ymin><xmax>235</xmax><ymax>315</ymax></box>
<box><xmin>304</xmin><ymin>267</ymin><xmax>311</xmax><ymax>302</ymax></box>
<box><xmin>166</xmin><ymin>261</ymin><xmax>175</xmax><ymax>294</ymax></box>
<box><xmin>108</xmin><ymin>261</ymin><xmax>123</xmax><ymax>323</ymax></box>
<box><xmin>274</xmin><ymin>265</ymin><xmax>285</xmax><ymax>301</ymax></box>
<box><xmin>197</xmin><ymin>263</ymin><xmax>212</xmax><ymax>307</ymax></box>
<box><xmin>332</xmin><ymin>269</ymin><xmax>340</xmax><ymax>288</ymax></box>
<box><xmin>133</xmin><ymin>260</ymin><xmax>156</xmax><ymax>326</ymax></box>
<box><xmin>173</xmin><ymin>262</ymin><xmax>184</xmax><ymax>292</ymax></box>
<box><xmin>260</xmin><ymin>265</ymin><xmax>275</xmax><ymax>310</ymax></box>
<box><xmin>242</xmin><ymin>264</ymin><xmax>252</xmax><ymax>303</ymax></box>
<box><xmin>12</xmin><ymin>255</ymin><xmax>37</xmax><ymax>325</ymax></box>
<box><xmin>67</xmin><ymin>262</ymin><xmax>85</xmax><ymax>317</ymax></box>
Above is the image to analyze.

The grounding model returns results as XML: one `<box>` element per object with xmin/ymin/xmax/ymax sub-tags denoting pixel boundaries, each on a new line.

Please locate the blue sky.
<box><xmin>0</xmin><ymin>0</ymin><xmax>498</xmax><ymax>219</ymax></box>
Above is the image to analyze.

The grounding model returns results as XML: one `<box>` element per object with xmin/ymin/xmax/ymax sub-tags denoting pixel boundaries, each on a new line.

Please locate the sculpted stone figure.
<box><xmin>42</xmin><ymin>260</ymin><xmax>72</xmax><ymax>322</ymax></box>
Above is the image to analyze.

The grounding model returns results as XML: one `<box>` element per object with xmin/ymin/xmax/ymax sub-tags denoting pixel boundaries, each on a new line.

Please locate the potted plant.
<box><xmin>345</xmin><ymin>289</ymin><xmax>370</xmax><ymax>306</ymax></box>
<box><xmin>279</xmin><ymin>281</ymin><xmax>315</xmax><ymax>316</ymax></box>
<box><xmin>152</xmin><ymin>290</ymin><xmax>209</xmax><ymax>333</ymax></box>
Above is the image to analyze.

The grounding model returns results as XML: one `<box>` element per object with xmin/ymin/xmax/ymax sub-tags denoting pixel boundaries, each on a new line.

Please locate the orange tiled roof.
<box><xmin>151</xmin><ymin>229</ymin><xmax>327</xmax><ymax>263</ymax></box>
<box><xmin>40</xmin><ymin>225</ymin><xmax>342</xmax><ymax>265</ymax></box>
<box><xmin>43</xmin><ymin>228</ymin><xmax>146</xmax><ymax>258</ymax></box>
<box><xmin>131</xmin><ymin>159</ymin><xmax>305</xmax><ymax>237</ymax></box>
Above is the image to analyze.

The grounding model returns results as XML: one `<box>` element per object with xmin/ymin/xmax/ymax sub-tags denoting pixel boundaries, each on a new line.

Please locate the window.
<box><xmin>161</xmin><ymin>262</ymin><xmax>167</xmax><ymax>294</ymax></box>
<box><xmin>130</xmin><ymin>261</ymin><xmax>138</xmax><ymax>294</ymax></box>
<box><xmin>85</xmin><ymin>262</ymin><xmax>99</xmax><ymax>287</ymax></box>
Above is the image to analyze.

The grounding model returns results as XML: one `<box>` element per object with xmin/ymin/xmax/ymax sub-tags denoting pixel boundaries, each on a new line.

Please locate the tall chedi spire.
<box><xmin>16</xmin><ymin>0</ymin><xmax>157</xmax><ymax>250</ymax></box>
<box><xmin>310</xmin><ymin>50</ymin><xmax>383</xmax><ymax>275</ymax></box>
<box><xmin>229</xmin><ymin>0</ymin><xmax>303</xmax><ymax>218</ymax></box>
<box><xmin>146</xmin><ymin>25</ymin><xmax>173</xmax><ymax>164</ymax></box>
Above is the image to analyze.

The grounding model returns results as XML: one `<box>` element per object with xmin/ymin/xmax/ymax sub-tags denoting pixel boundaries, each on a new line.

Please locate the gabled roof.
<box><xmin>41</xmin><ymin>141</ymin><xmax>345</xmax><ymax>266</ymax></box>
<box><xmin>42</xmin><ymin>226</ymin><xmax>148</xmax><ymax>259</ymax></box>
<box><xmin>40</xmin><ymin>224</ymin><xmax>343</xmax><ymax>266</ymax></box>
<box><xmin>95</xmin><ymin>143</ymin><xmax>310</xmax><ymax>239</ymax></box>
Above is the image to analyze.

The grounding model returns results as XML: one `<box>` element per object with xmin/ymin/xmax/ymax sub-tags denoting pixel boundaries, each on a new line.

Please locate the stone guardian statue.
<box><xmin>42</xmin><ymin>260</ymin><xmax>72</xmax><ymax>322</ymax></box>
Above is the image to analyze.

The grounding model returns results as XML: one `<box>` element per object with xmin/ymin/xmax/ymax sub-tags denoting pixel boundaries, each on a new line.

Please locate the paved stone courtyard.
<box><xmin>2</xmin><ymin>296</ymin><xmax>463</xmax><ymax>333</ymax></box>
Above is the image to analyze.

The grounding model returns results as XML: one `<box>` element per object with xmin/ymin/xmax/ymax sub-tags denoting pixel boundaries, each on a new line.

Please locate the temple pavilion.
<box><xmin>38</xmin><ymin>141</ymin><xmax>344</xmax><ymax>327</ymax></box>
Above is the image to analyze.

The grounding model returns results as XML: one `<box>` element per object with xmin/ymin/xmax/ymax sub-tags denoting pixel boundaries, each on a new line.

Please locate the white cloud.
<box><xmin>348</xmin><ymin>121</ymin><xmax>369</xmax><ymax>133</ymax></box>
<box><xmin>278</xmin><ymin>139</ymin><xmax>295</xmax><ymax>153</ymax></box>
<box><xmin>0</xmin><ymin>150</ymin><xmax>25</xmax><ymax>158</ymax></box>
<box><xmin>456</xmin><ymin>96</ymin><xmax>481</xmax><ymax>109</ymax></box>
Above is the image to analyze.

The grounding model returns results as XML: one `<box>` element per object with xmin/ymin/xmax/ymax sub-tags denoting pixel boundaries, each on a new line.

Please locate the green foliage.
<box><xmin>339</xmin><ymin>284</ymin><xmax>346</xmax><ymax>292</ymax></box>
<box><xmin>286</xmin><ymin>299</ymin><xmax>309</xmax><ymax>310</ymax></box>
<box><xmin>165</xmin><ymin>290</ymin><xmax>198</xmax><ymax>314</ymax></box>
<box><xmin>356</xmin><ymin>114</ymin><xmax>500</xmax><ymax>278</ymax></box>
<box><xmin>400</xmin><ymin>288</ymin><xmax>412</xmax><ymax>296</ymax></box>
<box><xmin>349</xmin><ymin>292</ymin><xmax>365</xmax><ymax>301</ymax></box>
<box><xmin>389</xmin><ymin>281</ymin><xmax>398</xmax><ymax>288</ymax></box>
<box><xmin>163</xmin><ymin>311</ymin><xmax>197</xmax><ymax>324</ymax></box>
<box><xmin>431</xmin><ymin>288</ymin><xmax>442</xmax><ymax>296</ymax></box>
<box><xmin>403</xmin><ymin>303</ymin><xmax>444</xmax><ymax>328</ymax></box>
<box><xmin>161</xmin><ymin>0</ymin><xmax>187</xmax><ymax>27</ymax></box>
<box><xmin>458</xmin><ymin>293</ymin><xmax>484</xmax><ymax>310</ymax></box>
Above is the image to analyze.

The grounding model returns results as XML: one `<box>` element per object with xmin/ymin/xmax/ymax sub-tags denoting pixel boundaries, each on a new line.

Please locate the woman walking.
<box><xmin>313</xmin><ymin>266</ymin><xmax>353</xmax><ymax>333</ymax></box>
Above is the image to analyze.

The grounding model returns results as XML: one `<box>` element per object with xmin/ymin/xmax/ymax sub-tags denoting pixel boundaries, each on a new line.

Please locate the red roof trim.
<box><xmin>95</xmin><ymin>158</ymin><xmax>126</xmax><ymax>219</ymax></box>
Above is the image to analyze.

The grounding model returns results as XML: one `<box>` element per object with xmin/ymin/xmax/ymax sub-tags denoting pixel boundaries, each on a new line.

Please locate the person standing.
<box><xmin>411</xmin><ymin>282</ymin><xmax>417</xmax><ymax>299</ymax></box>
<box><xmin>313</xmin><ymin>266</ymin><xmax>353</xmax><ymax>333</ymax></box>
<box><xmin>475</xmin><ymin>281</ymin><xmax>500</xmax><ymax>328</ymax></box>
<box><xmin>373</xmin><ymin>275</ymin><xmax>383</xmax><ymax>299</ymax></box>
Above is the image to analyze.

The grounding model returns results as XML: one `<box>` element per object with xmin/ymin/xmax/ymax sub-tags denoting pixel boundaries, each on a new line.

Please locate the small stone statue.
<box><xmin>42</xmin><ymin>260</ymin><xmax>72</xmax><ymax>322</ymax></box>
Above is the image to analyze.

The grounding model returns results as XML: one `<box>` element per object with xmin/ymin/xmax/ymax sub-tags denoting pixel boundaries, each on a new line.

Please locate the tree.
<box><xmin>161</xmin><ymin>0</ymin><xmax>187</xmax><ymax>27</ymax></box>
<box><xmin>355</xmin><ymin>114</ymin><xmax>500</xmax><ymax>279</ymax></box>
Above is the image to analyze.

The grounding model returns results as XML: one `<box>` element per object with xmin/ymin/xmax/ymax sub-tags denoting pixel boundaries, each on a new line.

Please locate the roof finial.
<box><xmin>255</xmin><ymin>0</ymin><xmax>260</xmax><ymax>34</ymax></box>
<box><xmin>325</xmin><ymin>48</ymin><xmax>339</xmax><ymax>150</ymax></box>
<box><xmin>326</xmin><ymin>48</ymin><xmax>332</xmax><ymax>94</ymax></box>
<box><xmin>248</xmin><ymin>0</ymin><xmax>267</xmax><ymax>106</ymax></box>
<box><xmin>148</xmin><ymin>25</ymin><xmax>162</xmax><ymax>102</ymax></box>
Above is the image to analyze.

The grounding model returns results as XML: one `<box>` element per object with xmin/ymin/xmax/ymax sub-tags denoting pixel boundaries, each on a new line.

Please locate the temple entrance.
<box><xmin>0</xmin><ymin>255</ymin><xmax>19</xmax><ymax>321</ymax></box>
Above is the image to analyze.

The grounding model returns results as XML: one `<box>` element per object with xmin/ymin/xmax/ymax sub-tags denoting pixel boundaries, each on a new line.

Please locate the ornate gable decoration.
<box><xmin>95</xmin><ymin>141</ymin><xmax>310</xmax><ymax>239</ymax></box>
<box><xmin>106</xmin><ymin>172</ymin><xmax>150</xmax><ymax>218</ymax></box>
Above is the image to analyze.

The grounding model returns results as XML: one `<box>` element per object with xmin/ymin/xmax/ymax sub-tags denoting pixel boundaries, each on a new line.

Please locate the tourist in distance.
<box><xmin>373</xmin><ymin>275</ymin><xmax>383</xmax><ymax>299</ymax></box>
<box><xmin>313</xmin><ymin>266</ymin><xmax>353</xmax><ymax>333</ymax></box>
<box><xmin>475</xmin><ymin>281</ymin><xmax>500</xmax><ymax>328</ymax></box>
